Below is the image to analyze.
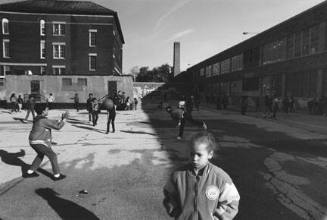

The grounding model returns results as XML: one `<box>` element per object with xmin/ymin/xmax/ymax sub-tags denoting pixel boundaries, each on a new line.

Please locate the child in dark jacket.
<box><xmin>163</xmin><ymin>131</ymin><xmax>240</xmax><ymax>220</ymax></box>
<box><xmin>25</xmin><ymin>103</ymin><xmax>68</xmax><ymax>181</ymax></box>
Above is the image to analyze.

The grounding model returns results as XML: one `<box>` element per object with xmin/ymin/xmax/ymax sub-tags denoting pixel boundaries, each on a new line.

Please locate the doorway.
<box><xmin>30</xmin><ymin>80</ymin><xmax>41</xmax><ymax>101</ymax></box>
<box><xmin>108</xmin><ymin>81</ymin><xmax>117</xmax><ymax>98</ymax></box>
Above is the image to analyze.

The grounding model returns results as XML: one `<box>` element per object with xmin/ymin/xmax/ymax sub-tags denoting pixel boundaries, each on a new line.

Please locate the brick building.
<box><xmin>185</xmin><ymin>1</ymin><xmax>327</xmax><ymax>109</ymax></box>
<box><xmin>0</xmin><ymin>0</ymin><xmax>132</xmax><ymax>104</ymax></box>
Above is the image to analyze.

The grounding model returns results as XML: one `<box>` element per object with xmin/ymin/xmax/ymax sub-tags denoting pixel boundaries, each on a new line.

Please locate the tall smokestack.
<box><xmin>173</xmin><ymin>42</ymin><xmax>180</xmax><ymax>77</ymax></box>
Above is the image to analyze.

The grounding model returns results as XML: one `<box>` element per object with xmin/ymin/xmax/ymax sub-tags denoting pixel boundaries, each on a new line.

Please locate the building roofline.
<box><xmin>188</xmin><ymin>0</ymin><xmax>327</xmax><ymax>70</ymax></box>
<box><xmin>0</xmin><ymin>0</ymin><xmax>125</xmax><ymax>44</ymax></box>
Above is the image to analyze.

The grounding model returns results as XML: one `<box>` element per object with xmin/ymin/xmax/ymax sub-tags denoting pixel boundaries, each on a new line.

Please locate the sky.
<box><xmin>1</xmin><ymin>0</ymin><xmax>326</xmax><ymax>73</ymax></box>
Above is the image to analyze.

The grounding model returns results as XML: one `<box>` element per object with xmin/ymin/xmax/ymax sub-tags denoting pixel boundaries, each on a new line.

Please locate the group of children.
<box><xmin>86</xmin><ymin>93</ymin><xmax>116</xmax><ymax>133</ymax></box>
<box><xmin>9</xmin><ymin>93</ymin><xmax>24</xmax><ymax>113</ymax></box>
<box><xmin>21</xmin><ymin>93</ymin><xmax>240</xmax><ymax>219</ymax></box>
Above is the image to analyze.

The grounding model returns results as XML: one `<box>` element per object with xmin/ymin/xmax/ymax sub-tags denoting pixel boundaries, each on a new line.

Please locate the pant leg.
<box><xmin>95</xmin><ymin>112</ymin><xmax>99</xmax><ymax>124</ymax></box>
<box><xmin>30</xmin><ymin>144</ymin><xmax>60</xmax><ymax>174</ymax></box>
<box><xmin>92</xmin><ymin>112</ymin><xmax>96</xmax><ymax>125</ymax></box>
<box><xmin>31</xmin><ymin>109</ymin><xmax>35</xmax><ymax>119</ymax></box>
<box><xmin>88</xmin><ymin>111</ymin><xmax>92</xmax><ymax>122</ymax></box>
<box><xmin>25</xmin><ymin>109</ymin><xmax>31</xmax><ymax>120</ymax></box>
<box><xmin>111</xmin><ymin>114</ymin><xmax>116</xmax><ymax>132</ymax></box>
<box><xmin>107</xmin><ymin>118</ymin><xmax>111</xmax><ymax>132</ymax></box>
<box><xmin>178</xmin><ymin>118</ymin><xmax>185</xmax><ymax>137</ymax></box>
<box><xmin>30</xmin><ymin>145</ymin><xmax>45</xmax><ymax>171</ymax></box>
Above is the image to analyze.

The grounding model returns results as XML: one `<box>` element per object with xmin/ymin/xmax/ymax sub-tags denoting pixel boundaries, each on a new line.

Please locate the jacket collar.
<box><xmin>188</xmin><ymin>163</ymin><xmax>211</xmax><ymax>177</ymax></box>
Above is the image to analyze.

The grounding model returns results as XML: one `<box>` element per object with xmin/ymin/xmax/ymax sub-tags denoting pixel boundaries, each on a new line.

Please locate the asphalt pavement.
<box><xmin>0</xmin><ymin>102</ymin><xmax>326</xmax><ymax>220</ymax></box>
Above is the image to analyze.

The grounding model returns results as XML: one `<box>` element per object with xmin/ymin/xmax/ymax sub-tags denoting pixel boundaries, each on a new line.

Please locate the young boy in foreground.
<box><xmin>25</xmin><ymin>103</ymin><xmax>68</xmax><ymax>181</ymax></box>
<box><xmin>163</xmin><ymin>131</ymin><xmax>240</xmax><ymax>220</ymax></box>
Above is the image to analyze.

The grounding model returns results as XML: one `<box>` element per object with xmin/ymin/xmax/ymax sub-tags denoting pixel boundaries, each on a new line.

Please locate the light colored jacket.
<box><xmin>29</xmin><ymin>116</ymin><xmax>64</xmax><ymax>147</ymax></box>
<box><xmin>163</xmin><ymin>163</ymin><xmax>240</xmax><ymax>220</ymax></box>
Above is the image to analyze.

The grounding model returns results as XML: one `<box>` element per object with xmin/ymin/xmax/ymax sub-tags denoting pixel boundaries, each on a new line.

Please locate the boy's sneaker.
<box><xmin>53</xmin><ymin>174</ymin><xmax>66</xmax><ymax>181</ymax></box>
<box><xmin>23</xmin><ymin>172</ymin><xmax>39</xmax><ymax>178</ymax></box>
<box><xmin>177</xmin><ymin>136</ymin><xmax>182</xmax><ymax>140</ymax></box>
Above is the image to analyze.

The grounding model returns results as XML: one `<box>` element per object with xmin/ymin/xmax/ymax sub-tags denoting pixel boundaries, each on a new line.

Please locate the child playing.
<box><xmin>104</xmin><ymin>97</ymin><xmax>116</xmax><ymax>134</ymax></box>
<box><xmin>163</xmin><ymin>131</ymin><xmax>240</xmax><ymax>220</ymax></box>
<box><xmin>165</xmin><ymin>106</ymin><xmax>185</xmax><ymax>140</ymax></box>
<box><xmin>24</xmin><ymin>103</ymin><xmax>68</xmax><ymax>181</ymax></box>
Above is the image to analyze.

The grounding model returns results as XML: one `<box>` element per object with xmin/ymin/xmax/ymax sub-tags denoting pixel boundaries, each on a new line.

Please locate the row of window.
<box><xmin>263</xmin><ymin>23</ymin><xmax>322</xmax><ymax>64</ymax></box>
<box><xmin>2</xmin><ymin>18</ymin><xmax>98</xmax><ymax>47</ymax></box>
<box><xmin>1</xmin><ymin>54</ymin><xmax>96</xmax><ymax>75</ymax></box>
<box><xmin>3</xmin><ymin>40</ymin><xmax>67</xmax><ymax>59</ymax></box>
<box><xmin>0</xmin><ymin>77</ymin><xmax>87</xmax><ymax>88</ymax></box>
<box><xmin>198</xmin><ymin>22</ymin><xmax>324</xmax><ymax>78</ymax></box>
<box><xmin>62</xmin><ymin>78</ymin><xmax>87</xmax><ymax>87</ymax></box>
<box><xmin>2</xmin><ymin>18</ymin><xmax>66</xmax><ymax>36</ymax></box>
<box><xmin>3</xmin><ymin>31</ymin><xmax>97</xmax><ymax>59</ymax></box>
<box><xmin>200</xmin><ymin>54</ymin><xmax>243</xmax><ymax>77</ymax></box>
<box><xmin>1</xmin><ymin>65</ymin><xmax>66</xmax><ymax>75</ymax></box>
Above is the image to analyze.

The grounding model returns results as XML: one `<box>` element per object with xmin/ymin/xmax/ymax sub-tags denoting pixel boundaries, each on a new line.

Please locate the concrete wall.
<box><xmin>0</xmin><ymin>75</ymin><xmax>133</xmax><ymax>103</ymax></box>
<box><xmin>133</xmin><ymin>82</ymin><xmax>192</xmax><ymax>101</ymax></box>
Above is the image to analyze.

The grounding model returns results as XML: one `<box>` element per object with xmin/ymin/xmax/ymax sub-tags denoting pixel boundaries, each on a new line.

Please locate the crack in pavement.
<box><xmin>262</xmin><ymin>151</ymin><xmax>327</xmax><ymax>220</ymax></box>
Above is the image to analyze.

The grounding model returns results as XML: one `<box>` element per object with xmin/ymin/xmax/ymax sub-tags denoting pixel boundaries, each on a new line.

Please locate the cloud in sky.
<box><xmin>153</xmin><ymin>0</ymin><xmax>192</xmax><ymax>33</ymax></box>
<box><xmin>167</xmin><ymin>29</ymin><xmax>195</xmax><ymax>42</ymax></box>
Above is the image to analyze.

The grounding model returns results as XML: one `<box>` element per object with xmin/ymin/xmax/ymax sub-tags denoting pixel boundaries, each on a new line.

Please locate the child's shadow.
<box><xmin>0</xmin><ymin>149</ymin><xmax>53</xmax><ymax>179</ymax></box>
<box><xmin>35</xmin><ymin>188</ymin><xmax>100</xmax><ymax>220</ymax></box>
<box><xmin>0</xmin><ymin>149</ymin><xmax>29</xmax><ymax>175</ymax></box>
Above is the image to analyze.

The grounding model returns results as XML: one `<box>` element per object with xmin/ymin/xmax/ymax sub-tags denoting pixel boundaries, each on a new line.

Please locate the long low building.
<box><xmin>185</xmin><ymin>1</ymin><xmax>327</xmax><ymax>109</ymax></box>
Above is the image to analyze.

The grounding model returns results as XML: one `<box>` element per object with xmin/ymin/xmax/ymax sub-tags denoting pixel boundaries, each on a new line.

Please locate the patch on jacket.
<box><xmin>206</xmin><ymin>185</ymin><xmax>219</xmax><ymax>200</ymax></box>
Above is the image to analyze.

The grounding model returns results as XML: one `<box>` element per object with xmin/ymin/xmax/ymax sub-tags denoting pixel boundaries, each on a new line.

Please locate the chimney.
<box><xmin>173</xmin><ymin>42</ymin><xmax>180</xmax><ymax>77</ymax></box>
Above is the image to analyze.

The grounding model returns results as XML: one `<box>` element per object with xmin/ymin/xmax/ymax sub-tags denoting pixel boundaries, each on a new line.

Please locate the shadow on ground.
<box><xmin>140</xmin><ymin>92</ymin><xmax>327</xmax><ymax>220</ymax></box>
<box><xmin>35</xmin><ymin>188</ymin><xmax>100</xmax><ymax>220</ymax></box>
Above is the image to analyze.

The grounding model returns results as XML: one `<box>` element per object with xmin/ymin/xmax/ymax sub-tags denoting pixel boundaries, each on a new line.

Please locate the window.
<box><xmin>221</xmin><ymin>59</ymin><xmax>230</xmax><ymax>74</ymax></box>
<box><xmin>200</xmin><ymin>68</ymin><xmax>205</xmax><ymax>76</ymax></box>
<box><xmin>212</xmin><ymin>62</ymin><xmax>220</xmax><ymax>75</ymax></box>
<box><xmin>294</xmin><ymin>32</ymin><xmax>302</xmax><ymax>57</ymax></box>
<box><xmin>205</xmin><ymin>65</ymin><xmax>212</xmax><ymax>77</ymax></box>
<box><xmin>89</xmin><ymin>29</ymin><xmax>97</xmax><ymax>47</ymax></box>
<box><xmin>40</xmin><ymin>20</ymin><xmax>45</xmax><ymax>36</ymax></box>
<box><xmin>286</xmin><ymin>34</ymin><xmax>294</xmax><ymax>59</ymax></box>
<box><xmin>53</xmin><ymin>43</ymin><xmax>65</xmax><ymax>59</ymax></box>
<box><xmin>262</xmin><ymin>38</ymin><xmax>286</xmax><ymax>64</ymax></box>
<box><xmin>89</xmin><ymin>54</ymin><xmax>97</xmax><ymax>71</ymax></box>
<box><xmin>3</xmin><ymin>39</ymin><xmax>9</xmax><ymax>58</ymax></box>
<box><xmin>2</xmin><ymin>65</ymin><xmax>10</xmax><ymax>76</ymax></box>
<box><xmin>243</xmin><ymin>77</ymin><xmax>259</xmax><ymax>91</ymax></box>
<box><xmin>231</xmin><ymin>54</ymin><xmax>243</xmax><ymax>72</ymax></box>
<box><xmin>53</xmin><ymin>22</ymin><xmax>65</xmax><ymax>36</ymax></box>
<box><xmin>0</xmin><ymin>78</ymin><xmax>4</xmax><ymax>86</ymax></box>
<box><xmin>53</xmin><ymin>66</ymin><xmax>65</xmax><ymax>75</ymax></box>
<box><xmin>2</xmin><ymin>18</ymin><xmax>8</xmax><ymax>35</ymax></box>
<box><xmin>40</xmin><ymin>66</ymin><xmax>46</xmax><ymax>75</ymax></box>
<box><xmin>77</xmin><ymin>78</ymin><xmax>87</xmax><ymax>86</ymax></box>
<box><xmin>302</xmin><ymin>29</ymin><xmax>309</xmax><ymax>56</ymax></box>
<box><xmin>310</xmin><ymin>25</ymin><xmax>320</xmax><ymax>54</ymax></box>
<box><xmin>286</xmin><ymin>71</ymin><xmax>317</xmax><ymax>97</ymax></box>
<box><xmin>40</xmin><ymin>40</ymin><xmax>46</xmax><ymax>59</ymax></box>
<box><xmin>62</xmin><ymin>78</ymin><xmax>72</xmax><ymax>86</ymax></box>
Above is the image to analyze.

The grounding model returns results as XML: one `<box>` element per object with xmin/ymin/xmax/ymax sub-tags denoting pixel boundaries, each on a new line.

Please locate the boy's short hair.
<box><xmin>190</xmin><ymin>131</ymin><xmax>218</xmax><ymax>152</ymax></box>
<box><xmin>34</xmin><ymin>103</ymin><xmax>47</xmax><ymax>115</ymax></box>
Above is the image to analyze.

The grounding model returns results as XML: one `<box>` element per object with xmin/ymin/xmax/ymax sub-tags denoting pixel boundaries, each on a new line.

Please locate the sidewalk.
<box><xmin>198</xmin><ymin>102</ymin><xmax>327</xmax><ymax>136</ymax></box>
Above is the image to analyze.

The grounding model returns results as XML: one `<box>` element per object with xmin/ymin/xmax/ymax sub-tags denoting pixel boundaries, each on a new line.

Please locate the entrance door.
<box><xmin>108</xmin><ymin>81</ymin><xmax>117</xmax><ymax>97</ymax></box>
<box><xmin>30</xmin><ymin>80</ymin><xmax>41</xmax><ymax>101</ymax></box>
